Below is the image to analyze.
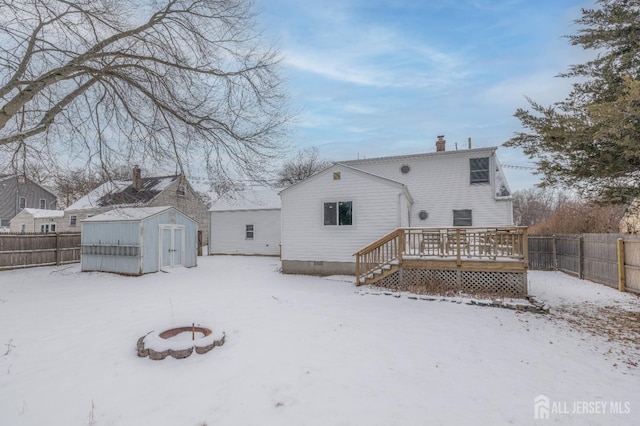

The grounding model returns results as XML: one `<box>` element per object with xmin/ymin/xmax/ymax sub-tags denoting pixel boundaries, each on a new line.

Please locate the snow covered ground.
<box><xmin>0</xmin><ymin>256</ymin><xmax>638</xmax><ymax>425</ymax></box>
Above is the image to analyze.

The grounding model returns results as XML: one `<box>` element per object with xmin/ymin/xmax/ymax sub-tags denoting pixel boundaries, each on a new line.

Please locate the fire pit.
<box><xmin>137</xmin><ymin>324</ymin><xmax>225</xmax><ymax>360</ymax></box>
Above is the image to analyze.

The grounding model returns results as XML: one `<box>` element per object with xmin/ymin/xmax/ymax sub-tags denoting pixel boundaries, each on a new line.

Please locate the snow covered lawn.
<box><xmin>0</xmin><ymin>256</ymin><xmax>638</xmax><ymax>425</ymax></box>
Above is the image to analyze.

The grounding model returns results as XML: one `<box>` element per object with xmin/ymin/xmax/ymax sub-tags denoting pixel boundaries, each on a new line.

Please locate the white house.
<box><xmin>9</xmin><ymin>208</ymin><xmax>64</xmax><ymax>233</ymax></box>
<box><xmin>209</xmin><ymin>187</ymin><xmax>281</xmax><ymax>256</ymax></box>
<box><xmin>280</xmin><ymin>163</ymin><xmax>414</xmax><ymax>275</ymax></box>
<box><xmin>280</xmin><ymin>139</ymin><xmax>514</xmax><ymax>275</ymax></box>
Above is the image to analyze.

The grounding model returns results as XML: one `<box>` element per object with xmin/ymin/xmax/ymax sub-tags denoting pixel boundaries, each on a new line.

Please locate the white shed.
<box><xmin>209</xmin><ymin>187</ymin><xmax>281</xmax><ymax>256</ymax></box>
<box><xmin>81</xmin><ymin>206</ymin><xmax>197</xmax><ymax>275</ymax></box>
<box><xmin>279</xmin><ymin>164</ymin><xmax>413</xmax><ymax>275</ymax></box>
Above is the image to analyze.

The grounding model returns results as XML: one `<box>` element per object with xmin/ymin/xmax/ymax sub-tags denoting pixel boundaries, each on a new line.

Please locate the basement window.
<box><xmin>453</xmin><ymin>209</ymin><xmax>472</xmax><ymax>226</ymax></box>
<box><xmin>324</xmin><ymin>201</ymin><xmax>352</xmax><ymax>226</ymax></box>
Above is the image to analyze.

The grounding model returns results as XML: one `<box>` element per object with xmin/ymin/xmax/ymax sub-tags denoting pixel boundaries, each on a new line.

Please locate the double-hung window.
<box><xmin>453</xmin><ymin>209</ymin><xmax>472</xmax><ymax>226</ymax></box>
<box><xmin>246</xmin><ymin>224</ymin><xmax>254</xmax><ymax>239</ymax></box>
<box><xmin>324</xmin><ymin>201</ymin><xmax>353</xmax><ymax>226</ymax></box>
<box><xmin>470</xmin><ymin>157</ymin><xmax>490</xmax><ymax>184</ymax></box>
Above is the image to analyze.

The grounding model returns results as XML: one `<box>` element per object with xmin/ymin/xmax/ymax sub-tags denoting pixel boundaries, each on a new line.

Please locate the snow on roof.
<box><xmin>82</xmin><ymin>206</ymin><xmax>173</xmax><ymax>222</ymax></box>
<box><xmin>65</xmin><ymin>175</ymin><xmax>180</xmax><ymax>211</ymax></box>
<box><xmin>22</xmin><ymin>208</ymin><xmax>65</xmax><ymax>218</ymax></box>
<box><xmin>211</xmin><ymin>187</ymin><xmax>281</xmax><ymax>211</ymax></box>
<box><xmin>66</xmin><ymin>180</ymin><xmax>131</xmax><ymax>210</ymax></box>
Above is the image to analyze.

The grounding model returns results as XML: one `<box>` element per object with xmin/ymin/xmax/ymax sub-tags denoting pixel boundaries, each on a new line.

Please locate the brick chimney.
<box><xmin>436</xmin><ymin>135</ymin><xmax>446</xmax><ymax>152</ymax></box>
<box><xmin>132</xmin><ymin>165</ymin><xmax>141</xmax><ymax>191</ymax></box>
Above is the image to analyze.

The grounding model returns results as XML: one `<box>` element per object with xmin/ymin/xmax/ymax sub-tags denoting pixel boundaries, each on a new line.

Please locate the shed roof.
<box><xmin>21</xmin><ymin>208</ymin><xmax>64</xmax><ymax>218</ymax></box>
<box><xmin>82</xmin><ymin>206</ymin><xmax>175</xmax><ymax>223</ymax></box>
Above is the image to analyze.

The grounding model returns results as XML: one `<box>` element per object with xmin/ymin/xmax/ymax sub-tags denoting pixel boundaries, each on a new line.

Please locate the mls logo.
<box><xmin>534</xmin><ymin>395</ymin><xmax>550</xmax><ymax>419</ymax></box>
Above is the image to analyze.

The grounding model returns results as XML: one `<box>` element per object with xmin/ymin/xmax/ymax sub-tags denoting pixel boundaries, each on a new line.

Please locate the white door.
<box><xmin>159</xmin><ymin>225</ymin><xmax>186</xmax><ymax>270</ymax></box>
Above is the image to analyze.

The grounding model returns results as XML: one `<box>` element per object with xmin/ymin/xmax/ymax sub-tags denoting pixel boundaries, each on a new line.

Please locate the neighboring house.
<box><xmin>209</xmin><ymin>187</ymin><xmax>281</xmax><ymax>256</ymax></box>
<box><xmin>9</xmin><ymin>208</ymin><xmax>65</xmax><ymax>233</ymax></box>
<box><xmin>0</xmin><ymin>174</ymin><xmax>57</xmax><ymax>230</ymax></box>
<box><xmin>279</xmin><ymin>137</ymin><xmax>514</xmax><ymax>275</ymax></box>
<box><xmin>62</xmin><ymin>166</ymin><xmax>209</xmax><ymax>245</ymax></box>
<box><xmin>81</xmin><ymin>206</ymin><xmax>197</xmax><ymax>275</ymax></box>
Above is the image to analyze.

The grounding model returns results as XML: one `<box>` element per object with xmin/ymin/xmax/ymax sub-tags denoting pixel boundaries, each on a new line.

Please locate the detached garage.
<box><xmin>81</xmin><ymin>206</ymin><xmax>197</xmax><ymax>275</ymax></box>
<box><xmin>209</xmin><ymin>187</ymin><xmax>280</xmax><ymax>256</ymax></box>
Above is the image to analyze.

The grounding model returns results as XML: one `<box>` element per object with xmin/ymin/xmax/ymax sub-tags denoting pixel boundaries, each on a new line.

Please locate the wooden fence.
<box><xmin>0</xmin><ymin>232</ymin><xmax>81</xmax><ymax>270</ymax></box>
<box><xmin>528</xmin><ymin>234</ymin><xmax>640</xmax><ymax>294</ymax></box>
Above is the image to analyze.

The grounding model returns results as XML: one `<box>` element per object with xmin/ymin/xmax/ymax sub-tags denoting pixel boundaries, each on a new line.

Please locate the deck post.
<box><xmin>398</xmin><ymin>230</ymin><xmax>404</xmax><ymax>263</ymax></box>
<box><xmin>355</xmin><ymin>253</ymin><xmax>361</xmax><ymax>286</ymax></box>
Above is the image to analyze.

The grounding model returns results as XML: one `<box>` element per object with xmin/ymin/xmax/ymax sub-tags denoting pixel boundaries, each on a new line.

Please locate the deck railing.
<box><xmin>354</xmin><ymin>226</ymin><xmax>529</xmax><ymax>284</ymax></box>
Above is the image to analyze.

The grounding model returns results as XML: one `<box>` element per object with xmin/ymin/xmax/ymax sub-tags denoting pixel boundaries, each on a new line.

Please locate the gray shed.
<box><xmin>81</xmin><ymin>206</ymin><xmax>197</xmax><ymax>275</ymax></box>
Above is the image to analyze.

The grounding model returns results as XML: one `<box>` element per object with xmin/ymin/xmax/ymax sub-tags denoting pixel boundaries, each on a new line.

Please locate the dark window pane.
<box><xmin>338</xmin><ymin>201</ymin><xmax>352</xmax><ymax>225</ymax></box>
<box><xmin>453</xmin><ymin>209</ymin><xmax>472</xmax><ymax>226</ymax></box>
<box><xmin>324</xmin><ymin>202</ymin><xmax>337</xmax><ymax>225</ymax></box>
<box><xmin>470</xmin><ymin>157</ymin><xmax>490</xmax><ymax>184</ymax></box>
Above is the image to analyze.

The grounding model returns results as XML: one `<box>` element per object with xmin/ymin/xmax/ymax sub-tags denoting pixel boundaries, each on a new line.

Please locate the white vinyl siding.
<box><xmin>342</xmin><ymin>149</ymin><xmax>512</xmax><ymax>227</ymax></box>
<box><xmin>281</xmin><ymin>165</ymin><xmax>410</xmax><ymax>264</ymax></box>
<box><xmin>210</xmin><ymin>209</ymin><xmax>280</xmax><ymax>256</ymax></box>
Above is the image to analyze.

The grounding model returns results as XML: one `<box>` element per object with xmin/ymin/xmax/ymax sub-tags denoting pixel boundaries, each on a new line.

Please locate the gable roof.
<box><xmin>66</xmin><ymin>175</ymin><xmax>180</xmax><ymax>211</ymax></box>
<box><xmin>279</xmin><ymin>163</ymin><xmax>414</xmax><ymax>203</ymax></box>
<box><xmin>82</xmin><ymin>206</ymin><xmax>184</xmax><ymax>223</ymax></box>
<box><xmin>211</xmin><ymin>187</ymin><xmax>281</xmax><ymax>212</ymax></box>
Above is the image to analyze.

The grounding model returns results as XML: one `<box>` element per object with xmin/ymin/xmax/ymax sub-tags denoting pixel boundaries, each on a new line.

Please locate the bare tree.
<box><xmin>512</xmin><ymin>188</ymin><xmax>558</xmax><ymax>226</ymax></box>
<box><xmin>275</xmin><ymin>147</ymin><xmax>332</xmax><ymax>187</ymax></box>
<box><xmin>0</xmin><ymin>0</ymin><xmax>290</xmax><ymax>180</ymax></box>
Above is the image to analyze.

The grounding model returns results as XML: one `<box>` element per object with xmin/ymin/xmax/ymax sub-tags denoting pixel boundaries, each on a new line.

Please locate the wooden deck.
<box><xmin>354</xmin><ymin>227</ymin><xmax>529</xmax><ymax>295</ymax></box>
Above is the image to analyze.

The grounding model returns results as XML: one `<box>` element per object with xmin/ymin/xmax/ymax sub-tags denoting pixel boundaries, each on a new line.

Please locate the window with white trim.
<box><xmin>19</xmin><ymin>197</ymin><xmax>26</xmax><ymax>209</ymax></box>
<box><xmin>39</xmin><ymin>199</ymin><xmax>46</xmax><ymax>209</ymax></box>
<box><xmin>453</xmin><ymin>209</ymin><xmax>472</xmax><ymax>226</ymax></box>
<box><xmin>324</xmin><ymin>201</ymin><xmax>353</xmax><ymax>226</ymax></box>
<box><xmin>470</xmin><ymin>157</ymin><xmax>490</xmax><ymax>184</ymax></box>
<box><xmin>70</xmin><ymin>215</ymin><xmax>77</xmax><ymax>227</ymax></box>
<box><xmin>246</xmin><ymin>224</ymin><xmax>254</xmax><ymax>239</ymax></box>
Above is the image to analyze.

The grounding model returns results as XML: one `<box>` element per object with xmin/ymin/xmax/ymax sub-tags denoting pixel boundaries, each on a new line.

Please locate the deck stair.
<box><xmin>354</xmin><ymin>227</ymin><xmax>529</xmax><ymax>288</ymax></box>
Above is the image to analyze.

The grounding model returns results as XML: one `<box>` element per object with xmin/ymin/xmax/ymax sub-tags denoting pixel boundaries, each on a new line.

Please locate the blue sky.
<box><xmin>254</xmin><ymin>0</ymin><xmax>595</xmax><ymax>191</ymax></box>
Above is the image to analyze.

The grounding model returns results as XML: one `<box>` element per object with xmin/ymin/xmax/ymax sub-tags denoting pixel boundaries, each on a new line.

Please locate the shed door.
<box><xmin>159</xmin><ymin>225</ymin><xmax>185</xmax><ymax>269</ymax></box>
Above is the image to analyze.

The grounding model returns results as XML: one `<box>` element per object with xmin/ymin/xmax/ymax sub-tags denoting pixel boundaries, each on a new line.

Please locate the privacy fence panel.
<box><xmin>555</xmin><ymin>235</ymin><xmax>582</xmax><ymax>277</ymax></box>
<box><xmin>528</xmin><ymin>236</ymin><xmax>555</xmax><ymax>270</ymax></box>
<box><xmin>624</xmin><ymin>236</ymin><xmax>640</xmax><ymax>294</ymax></box>
<box><xmin>528</xmin><ymin>233</ymin><xmax>638</xmax><ymax>293</ymax></box>
<box><xmin>0</xmin><ymin>232</ymin><xmax>81</xmax><ymax>270</ymax></box>
<box><xmin>582</xmin><ymin>233</ymin><xmax>622</xmax><ymax>289</ymax></box>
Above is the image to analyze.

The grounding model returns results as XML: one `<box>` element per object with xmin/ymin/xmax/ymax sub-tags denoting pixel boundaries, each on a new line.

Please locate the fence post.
<box><xmin>617</xmin><ymin>238</ymin><xmax>626</xmax><ymax>292</ymax></box>
<box><xmin>56</xmin><ymin>232</ymin><xmax>61</xmax><ymax>266</ymax></box>
<box><xmin>552</xmin><ymin>234</ymin><xmax>557</xmax><ymax>271</ymax></box>
<box><xmin>578</xmin><ymin>235</ymin><xmax>584</xmax><ymax>279</ymax></box>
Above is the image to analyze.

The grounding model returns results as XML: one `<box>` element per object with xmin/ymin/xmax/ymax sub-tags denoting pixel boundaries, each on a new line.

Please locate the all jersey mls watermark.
<box><xmin>535</xmin><ymin>395</ymin><xmax>631</xmax><ymax>420</ymax></box>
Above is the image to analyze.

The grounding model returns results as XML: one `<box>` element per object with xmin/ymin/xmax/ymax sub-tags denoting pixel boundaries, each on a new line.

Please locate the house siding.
<box><xmin>147</xmin><ymin>178</ymin><xmax>209</xmax><ymax>246</ymax></box>
<box><xmin>342</xmin><ymin>148</ymin><xmax>513</xmax><ymax>227</ymax></box>
<box><xmin>210</xmin><ymin>209</ymin><xmax>281</xmax><ymax>256</ymax></box>
<box><xmin>9</xmin><ymin>210</ymin><xmax>63</xmax><ymax>233</ymax></box>
<box><xmin>280</xmin><ymin>165</ymin><xmax>410</xmax><ymax>272</ymax></box>
<box><xmin>0</xmin><ymin>177</ymin><xmax>57</xmax><ymax>226</ymax></box>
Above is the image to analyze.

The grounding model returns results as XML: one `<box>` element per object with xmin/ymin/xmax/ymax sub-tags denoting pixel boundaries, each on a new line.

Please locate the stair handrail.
<box><xmin>354</xmin><ymin>228</ymin><xmax>404</xmax><ymax>285</ymax></box>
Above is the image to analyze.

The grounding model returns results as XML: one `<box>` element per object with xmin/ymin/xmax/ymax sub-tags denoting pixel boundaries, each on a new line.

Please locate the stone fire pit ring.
<box><xmin>137</xmin><ymin>325</ymin><xmax>225</xmax><ymax>360</ymax></box>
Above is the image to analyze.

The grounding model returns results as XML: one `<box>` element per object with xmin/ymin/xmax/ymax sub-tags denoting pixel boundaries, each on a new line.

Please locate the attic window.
<box><xmin>333</xmin><ymin>172</ymin><xmax>341</xmax><ymax>180</ymax></box>
<box><xmin>400</xmin><ymin>165</ymin><xmax>410</xmax><ymax>174</ymax></box>
<box><xmin>470</xmin><ymin>157</ymin><xmax>490</xmax><ymax>184</ymax></box>
<box><xmin>177</xmin><ymin>184</ymin><xmax>186</xmax><ymax>196</ymax></box>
